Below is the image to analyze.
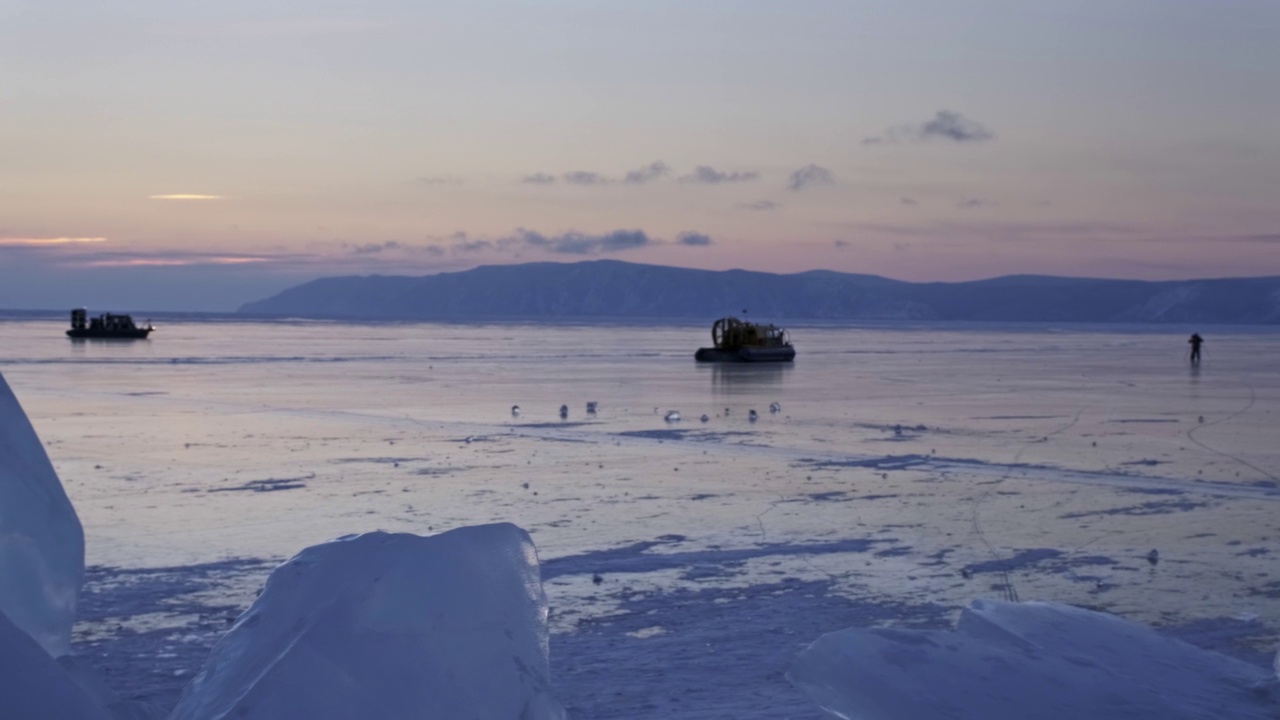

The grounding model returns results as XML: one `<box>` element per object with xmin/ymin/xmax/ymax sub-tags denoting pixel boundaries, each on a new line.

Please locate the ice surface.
<box><xmin>0</xmin><ymin>373</ymin><xmax>85</xmax><ymax>658</ymax></box>
<box><xmin>5</xmin><ymin>318</ymin><xmax>1280</xmax><ymax>717</ymax></box>
<box><xmin>788</xmin><ymin>598</ymin><xmax>1280</xmax><ymax>720</ymax></box>
<box><xmin>169</xmin><ymin>523</ymin><xmax>565</xmax><ymax>720</ymax></box>
<box><xmin>0</xmin><ymin>608</ymin><xmax>112</xmax><ymax>720</ymax></box>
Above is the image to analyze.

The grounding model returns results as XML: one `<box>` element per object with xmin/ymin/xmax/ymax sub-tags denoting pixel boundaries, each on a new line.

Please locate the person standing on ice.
<box><xmin>1188</xmin><ymin>333</ymin><xmax>1204</xmax><ymax>365</ymax></box>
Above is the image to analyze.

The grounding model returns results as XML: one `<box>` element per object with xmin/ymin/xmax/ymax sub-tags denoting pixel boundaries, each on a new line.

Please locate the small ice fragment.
<box><xmin>700</xmin><ymin>414</ymin><xmax>709</xmax><ymax>423</ymax></box>
<box><xmin>1146</xmin><ymin>549</ymin><xmax>1159</xmax><ymax>566</ymax></box>
<box><xmin>559</xmin><ymin>405</ymin><xmax>568</xmax><ymax>419</ymax></box>
<box><xmin>592</xmin><ymin>573</ymin><xmax>603</xmax><ymax>585</ymax></box>
<box><xmin>748</xmin><ymin>409</ymin><xmax>758</xmax><ymax>422</ymax></box>
<box><xmin>586</xmin><ymin>401</ymin><xmax>597</xmax><ymax>414</ymax></box>
<box><xmin>664</xmin><ymin>411</ymin><xmax>681</xmax><ymax>423</ymax></box>
<box><xmin>769</xmin><ymin>402</ymin><xmax>781</xmax><ymax>414</ymax></box>
<box><xmin>511</xmin><ymin>405</ymin><xmax>521</xmax><ymax>417</ymax></box>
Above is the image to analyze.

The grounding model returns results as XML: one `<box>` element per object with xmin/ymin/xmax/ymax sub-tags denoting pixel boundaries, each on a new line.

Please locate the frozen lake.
<box><xmin>3</xmin><ymin>315</ymin><xmax>1279</xmax><ymax>718</ymax></box>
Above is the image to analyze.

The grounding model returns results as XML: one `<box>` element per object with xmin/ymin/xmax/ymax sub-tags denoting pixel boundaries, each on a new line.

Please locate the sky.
<box><xmin>2</xmin><ymin>0</ymin><xmax>1278</xmax><ymax>311</ymax></box>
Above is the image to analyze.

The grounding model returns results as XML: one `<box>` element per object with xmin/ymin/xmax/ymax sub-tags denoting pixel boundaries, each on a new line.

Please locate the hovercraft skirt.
<box><xmin>695</xmin><ymin>346</ymin><xmax>795</xmax><ymax>363</ymax></box>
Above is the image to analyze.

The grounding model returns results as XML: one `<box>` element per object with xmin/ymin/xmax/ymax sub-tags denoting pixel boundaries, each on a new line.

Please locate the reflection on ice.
<box><xmin>707</xmin><ymin>361</ymin><xmax>792</xmax><ymax>394</ymax></box>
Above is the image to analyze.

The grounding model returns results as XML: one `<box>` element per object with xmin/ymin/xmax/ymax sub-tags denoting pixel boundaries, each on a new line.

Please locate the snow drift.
<box><xmin>788</xmin><ymin>598</ymin><xmax>1279</xmax><ymax>720</ymax></box>
<box><xmin>0</xmin><ymin>372</ymin><xmax>85</xmax><ymax>658</ymax></box>
<box><xmin>169</xmin><ymin>524</ymin><xmax>565</xmax><ymax>720</ymax></box>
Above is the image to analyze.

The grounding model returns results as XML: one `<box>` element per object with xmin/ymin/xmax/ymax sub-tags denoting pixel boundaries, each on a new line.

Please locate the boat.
<box><xmin>695</xmin><ymin>317</ymin><xmax>795</xmax><ymax>363</ymax></box>
<box><xmin>66</xmin><ymin>308</ymin><xmax>153</xmax><ymax>339</ymax></box>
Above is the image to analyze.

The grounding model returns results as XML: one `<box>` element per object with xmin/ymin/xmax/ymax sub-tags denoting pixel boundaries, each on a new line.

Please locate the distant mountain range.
<box><xmin>238</xmin><ymin>260</ymin><xmax>1280</xmax><ymax>324</ymax></box>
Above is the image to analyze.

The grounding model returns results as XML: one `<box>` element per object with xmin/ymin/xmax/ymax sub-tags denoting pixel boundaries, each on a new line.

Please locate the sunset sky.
<box><xmin>2</xmin><ymin>1</ymin><xmax>1278</xmax><ymax>310</ymax></box>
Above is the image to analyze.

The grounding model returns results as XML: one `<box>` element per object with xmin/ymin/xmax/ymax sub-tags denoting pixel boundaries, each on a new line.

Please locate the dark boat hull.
<box><xmin>67</xmin><ymin>328</ymin><xmax>152</xmax><ymax>339</ymax></box>
<box><xmin>695</xmin><ymin>345</ymin><xmax>795</xmax><ymax>363</ymax></box>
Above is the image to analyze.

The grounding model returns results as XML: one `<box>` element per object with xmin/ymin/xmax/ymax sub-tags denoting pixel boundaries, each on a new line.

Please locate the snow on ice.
<box><xmin>169</xmin><ymin>525</ymin><xmax>566</xmax><ymax>720</ymax></box>
<box><xmin>0</xmin><ymin>373</ymin><xmax>85</xmax><ymax>658</ymax></box>
<box><xmin>4</xmin><ymin>321</ymin><xmax>1280</xmax><ymax>720</ymax></box>
<box><xmin>788</xmin><ymin>598</ymin><xmax>1280</xmax><ymax>720</ymax></box>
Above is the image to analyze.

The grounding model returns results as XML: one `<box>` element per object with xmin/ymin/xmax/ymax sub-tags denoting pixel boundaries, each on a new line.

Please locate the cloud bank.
<box><xmin>521</xmin><ymin>161</ymin><xmax>760</xmax><ymax>187</ymax></box>
<box><xmin>432</xmin><ymin>227</ymin><xmax>715</xmax><ymax>256</ymax></box>
<box><xmin>623</xmin><ymin>161</ymin><xmax>671</xmax><ymax>185</ymax></box>
<box><xmin>679</xmin><ymin>166</ymin><xmax>759</xmax><ymax>184</ymax></box>
<box><xmin>863</xmin><ymin>110</ymin><xmax>995</xmax><ymax>145</ymax></box>
<box><xmin>521</xmin><ymin>228</ymin><xmax>650</xmax><ymax>254</ymax></box>
<box><xmin>520</xmin><ymin>161</ymin><xmax>672</xmax><ymax>186</ymax></box>
<box><xmin>676</xmin><ymin>232</ymin><xmax>713</xmax><ymax>246</ymax></box>
<box><xmin>561</xmin><ymin>171</ymin><xmax>609</xmax><ymax>186</ymax></box>
<box><xmin>346</xmin><ymin>241</ymin><xmax>448</xmax><ymax>258</ymax></box>
<box><xmin>787</xmin><ymin>164</ymin><xmax>836</xmax><ymax>192</ymax></box>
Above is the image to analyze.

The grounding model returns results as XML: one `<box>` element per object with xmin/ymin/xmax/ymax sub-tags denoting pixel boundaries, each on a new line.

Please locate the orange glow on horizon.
<box><xmin>0</xmin><ymin>237</ymin><xmax>108</xmax><ymax>246</ymax></box>
<box><xmin>84</xmin><ymin>256</ymin><xmax>267</xmax><ymax>267</ymax></box>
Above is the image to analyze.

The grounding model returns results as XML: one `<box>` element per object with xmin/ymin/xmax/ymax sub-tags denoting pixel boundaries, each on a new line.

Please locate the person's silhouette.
<box><xmin>1188</xmin><ymin>333</ymin><xmax>1204</xmax><ymax>365</ymax></box>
